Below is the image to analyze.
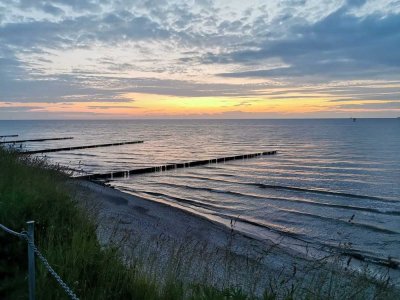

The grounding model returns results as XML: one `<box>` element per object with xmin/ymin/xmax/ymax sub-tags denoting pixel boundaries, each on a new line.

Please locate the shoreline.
<box><xmin>74</xmin><ymin>179</ymin><xmax>306</xmax><ymax>257</ymax></box>
<box><xmin>73</xmin><ymin>179</ymin><xmax>313</xmax><ymax>292</ymax></box>
<box><xmin>72</xmin><ymin>179</ymin><xmax>400</xmax><ymax>293</ymax></box>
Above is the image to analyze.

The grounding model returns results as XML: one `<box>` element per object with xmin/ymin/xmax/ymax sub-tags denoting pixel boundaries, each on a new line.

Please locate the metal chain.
<box><xmin>1</xmin><ymin>223</ymin><xmax>79</xmax><ymax>300</ymax></box>
<box><xmin>24</xmin><ymin>235</ymin><xmax>80</xmax><ymax>300</ymax></box>
<box><xmin>0</xmin><ymin>223</ymin><xmax>26</xmax><ymax>238</ymax></box>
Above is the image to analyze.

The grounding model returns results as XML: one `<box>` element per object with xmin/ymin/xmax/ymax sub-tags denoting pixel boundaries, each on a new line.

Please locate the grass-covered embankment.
<box><xmin>0</xmin><ymin>148</ymin><xmax>152</xmax><ymax>299</ymax></box>
<box><xmin>0</xmin><ymin>147</ymin><xmax>250</xmax><ymax>299</ymax></box>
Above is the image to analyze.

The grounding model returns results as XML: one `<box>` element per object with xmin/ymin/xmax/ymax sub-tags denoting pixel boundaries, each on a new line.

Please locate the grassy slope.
<box><xmin>0</xmin><ymin>149</ymin><xmax>152</xmax><ymax>299</ymax></box>
<box><xmin>0</xmin><ymin>148</ymin><xmax>253</xmax><ymax>299</ymax></box>
<box><xmin>0</xmin><ymin>147</ymin><xmax>397</xmax><ymax>299</ymax></box>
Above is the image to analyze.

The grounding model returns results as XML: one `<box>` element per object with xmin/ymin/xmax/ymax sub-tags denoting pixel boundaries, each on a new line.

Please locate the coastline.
<box><xmin>72</xmin><ymin>179</ymin><xmax>400</xmax><ymax>295</ymax></box>
<box><xmin>2</xmin><ymin>145</ymin><xmax>398</xmax><ymax>299</ymax></box>
<box><xmin>73</xmin><ymin>180</ymin><xmax>312</xmax><ymax>292</ymax></box>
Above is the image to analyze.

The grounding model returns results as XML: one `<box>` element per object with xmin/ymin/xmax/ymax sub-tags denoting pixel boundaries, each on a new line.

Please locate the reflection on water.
<box><xmin>1</xmin><ymin>119</ymin><xmax>399</xmax><ymax>265</ymax></box>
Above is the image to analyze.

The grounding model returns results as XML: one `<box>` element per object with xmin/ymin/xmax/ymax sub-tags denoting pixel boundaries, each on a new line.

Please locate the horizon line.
<box><xmin>0</xmin><ymin>117</ymin><xmax>398</xmax><ymax>121</ymax></box>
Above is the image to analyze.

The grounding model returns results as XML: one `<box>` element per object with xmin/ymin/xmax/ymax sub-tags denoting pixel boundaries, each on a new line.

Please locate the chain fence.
<box><xmin>0</xmin><ymin>222</ymin><xmax>79</xmax><ymax>300</ymax></box>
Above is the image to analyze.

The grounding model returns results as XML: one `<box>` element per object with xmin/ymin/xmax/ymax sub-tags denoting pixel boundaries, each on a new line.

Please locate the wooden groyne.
<box><xmin>78</xmin><ymin>150</ymin><xmax>277</xmax><ymax>180</ymax></box>
<box><xmin>0</xmin><ymin>134</ymin><xmax>18</xmax><ymax>138</ymax></box>
<box><xmin>23</xmin><ymin>140</ymin><xmax>144</xmax><ymax>154</ymax></box>
<box><xmin>0</xmin><ymin>137</ymin><xmax>73</xmax><ymax>144</ymax></box>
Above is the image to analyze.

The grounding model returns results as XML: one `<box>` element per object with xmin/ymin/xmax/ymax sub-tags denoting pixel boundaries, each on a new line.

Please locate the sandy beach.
<box><xmin>73</xmin><ymin>178</ymin><xmax>400</xmax><ymax>297</ymax></box>
<box><xmin>73</xmin><ymin>180</ymin><xmax>316</xmax><ymax>293</ymax></box>
<box><xmin>72</xmin><ymin>178</ymin><xmax>400</xmax><ymax>293</ymax></box>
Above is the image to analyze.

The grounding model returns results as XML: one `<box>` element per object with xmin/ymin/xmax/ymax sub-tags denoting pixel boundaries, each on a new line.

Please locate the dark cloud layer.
<box><xmin>217</xmin><ymin>9</ymin><xmax>400</xmax><ymax>80</ymax></box>
<box><xmin>0</xmin><ymin>12</ymin><xmax>170</xmax><ymax>50</ymax></box>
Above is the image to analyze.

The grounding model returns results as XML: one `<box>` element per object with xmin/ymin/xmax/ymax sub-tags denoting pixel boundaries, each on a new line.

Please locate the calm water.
<box><xmin>1</xmin><ymin>119</ymin><xmax>400</xmax><ymax>265</ymax></box>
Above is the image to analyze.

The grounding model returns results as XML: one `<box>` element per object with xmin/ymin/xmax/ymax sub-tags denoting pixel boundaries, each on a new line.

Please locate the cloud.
<box><xmin>0</xmin><ymin>63</ymin><xmax>281</xmax><ymax>102</ymax></box>
<box><xmin>0</xmin><ymin>105</ymin><xmax>43</xmax><ymax>112</ymax></box>
<box><xmin>215</xmin><ymin>7</ymin><xmax>400</xmax><ymax>81</ymax></box>
<box><xmin>86</xmin><ymin>105</ymin><xmax>139</xmax><ymax>109</ymax></box>
<box><xmin>16</xmin><ymin>0</ymin><xmax>102</xmax><ymax>13</ymax></box>
<box><xmin>335</xmin><ymin>101</ymin><xmax>400</xmax><ymax>109</ymax></box>
<box><xmin>0</xmin><ymin>12</ymin><xmax>170</xmax><ymax>51</ymax></box>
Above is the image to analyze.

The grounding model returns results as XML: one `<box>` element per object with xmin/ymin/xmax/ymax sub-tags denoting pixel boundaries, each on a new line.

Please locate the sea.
<box><xmin>1</xmin><ymin>119</ymin><xmax>399</xmax><ymax>267</ymax></box>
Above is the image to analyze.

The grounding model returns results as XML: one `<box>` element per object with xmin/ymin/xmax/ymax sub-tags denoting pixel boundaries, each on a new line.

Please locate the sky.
<box><xmin>0</xmin><ymin>0</ymin><xmax>399</xmax><ymax>119</ymax></box>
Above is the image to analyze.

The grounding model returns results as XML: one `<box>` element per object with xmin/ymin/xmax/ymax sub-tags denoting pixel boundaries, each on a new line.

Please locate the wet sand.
<box><xmin>71</xmin><ymin>179</ymin><xmax>400</xmax><ymax>294</ymax></box>
<box><xmin>72</xmin><ymin>180</ymin><xmax>313</xmax><ymax>293</ymax></box>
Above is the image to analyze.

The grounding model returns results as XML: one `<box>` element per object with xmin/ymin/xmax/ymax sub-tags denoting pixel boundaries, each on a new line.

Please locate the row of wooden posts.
<box><xmin>1</xmin><ymin>135</ymin><xmax>277</xmax><ymax>179</ymax></box>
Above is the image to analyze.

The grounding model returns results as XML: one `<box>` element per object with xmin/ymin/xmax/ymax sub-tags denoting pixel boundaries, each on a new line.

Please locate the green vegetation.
<box><xmin>0</xmin><ymin>147</ymin><xmax>397</xmax><ymax>299</ymax></box>
<box><xmin>0</xmin><ymin>147</ymin><xmax>267</xmax><ymax>299</ymax></box>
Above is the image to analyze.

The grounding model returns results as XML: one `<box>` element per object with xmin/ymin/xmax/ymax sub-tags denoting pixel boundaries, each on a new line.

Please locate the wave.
<box><xmin>120</xmin><ymin>187</ymin><xmax>222</xmax><ymax>212</ymax></box>
<box><xmin>122</xmin><ymin>183</ymin><xmax>400</xmax><ymax>235</ymax></box>
<box><xmin>286</xmin><ymin>210</ymin><xmax>399</xmax><ymax>234</ymax></box>
<box><xmin>163</xmin><ymin>173</ymin><xmax>397</xmax><ymax>203</ymax></box>
<box><xmin>255</xmin><ymin>183</ymin><xmax>396</xmax><ymax>203</ymax></box>
<box><xmin>140</xmin><ymin>179</ymin><xmax>400</xmax><ymax>216</ymax></box>
<box><xmin>63</xmin><ymin>152</ymin><xmax>98</xmax><ymax>157</ymax></box>
<box><xmin>114</xmin><ymin>184</ymin><xmax>400</xmax><ymax>269</ymax></box>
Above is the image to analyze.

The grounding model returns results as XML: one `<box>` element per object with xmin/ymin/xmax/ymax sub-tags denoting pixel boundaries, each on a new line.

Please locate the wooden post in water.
<box><xmin>77</xmin><ymin>150</ymin><xmax>277</xmax><ymax>181</ymax></box>
<box><xmin>0</xmin><ymin>137</ymin><xmax>73</xmax><ymax>144</ymax></box>
<box><xmin>22</xmin><ymin>140</ymin><xmax>144</xmax><ymax>154</ymax></box>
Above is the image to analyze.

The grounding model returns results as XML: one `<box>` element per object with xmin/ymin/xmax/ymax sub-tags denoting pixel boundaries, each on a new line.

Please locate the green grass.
<box><xmin>0</xmin><ymin>147</ymin><xmax>398</xmax><ymax>299</ymax></box>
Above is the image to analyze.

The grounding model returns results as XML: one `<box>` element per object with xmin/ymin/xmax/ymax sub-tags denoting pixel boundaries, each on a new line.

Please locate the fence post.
<box><xmin>27</xmin><ymin>221</ymin><xmax>35</xmax><ymax>300</ymax></box>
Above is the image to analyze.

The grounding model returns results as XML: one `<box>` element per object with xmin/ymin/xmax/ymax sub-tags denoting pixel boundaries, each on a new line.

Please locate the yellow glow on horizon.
<box><xmin>121</xmin><ymin>92</ymin><xmax>335</xmax><ymax>115</ymax></box>
<box><xmin>1</xmin><ymin>95</ymin><xmax>398</xmax><ymax>118</ymax></box>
